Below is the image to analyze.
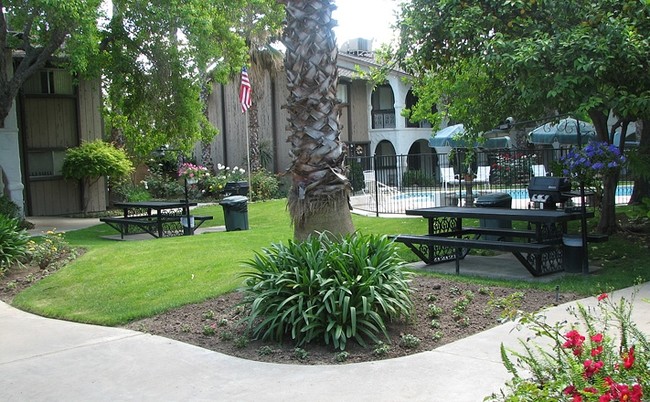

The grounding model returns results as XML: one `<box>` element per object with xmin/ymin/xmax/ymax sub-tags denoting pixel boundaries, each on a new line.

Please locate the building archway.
<box><xmin>374</xmin><ymin>140</ymin><xmax>397</xmax><ymax>186</ymax></box>
<box><xmin>406</xmin><ymin>139</ymin><xmax>437</xmax><ymax>186</ymax></box>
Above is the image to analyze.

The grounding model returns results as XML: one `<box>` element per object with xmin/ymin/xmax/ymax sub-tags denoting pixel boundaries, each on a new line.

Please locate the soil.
<box><xmin>0</xmin><ymin>258</ymin><xmax>580</xmax><ymax>365</ymax></box>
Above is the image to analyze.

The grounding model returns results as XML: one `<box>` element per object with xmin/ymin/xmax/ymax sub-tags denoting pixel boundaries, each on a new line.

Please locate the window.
<box><xmin>336</xmin><ymin>83</ymin><xmax>349</xmax><ymax>104</ymax></box>
<box><xmin>22</xmin><ymin>69</ymin><xmax>74</xmax><ymax>95</ymax></box>
<box><xmin>371</xmin><ymin>84</ymin><xmax>395</xmax><ymax>129</ymax></box>
<box><xmin>27</xmin><ymin>150</ymin><xmax>66</xmax><ymax>178</ymax></box>
<box><xmin>405</xmin><ymin>89</ymin><xmax>435</xmax><ymax>128</ymax></box>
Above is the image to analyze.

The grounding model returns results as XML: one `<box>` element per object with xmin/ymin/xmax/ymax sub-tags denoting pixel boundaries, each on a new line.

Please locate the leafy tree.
<box><xmin>238</xmin><ymin>1</ymin><xmax>284</xmax><ymax>172</ymax></box>
<box><xmin>0</xmin><ymin>0</ymin><xmax>102</xmax><ymax>125</ymax></box>
<box><xmin>101</xmin><ymin>0</ymin><xmax>256</xmax><ymax>159</ymax></box>
<box><xmin>395</xmin><ymin>0</ymin><xmax>650</xmax><ymax>234</ymax></box>
<box><xmin>279</xmin><ymin>0</ymin><xmax>354</xmax><ymax>240</ymax></box>
<box><xmin>62</xmin><ymin>140</ymin><xmax>134</xmax><ymax>211</ymax></box>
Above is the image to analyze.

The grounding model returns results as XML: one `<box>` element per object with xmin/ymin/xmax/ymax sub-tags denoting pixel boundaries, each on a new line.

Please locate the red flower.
<box><xmin>591</xmin><ymin>345</ymin><xmax>604</xmax><ymax>357</ymax></box>
<box><xmin>564</xmin><ymin>385</ymin><xmax>577</xmax><ymax>395</ymax></box>
<box><xmin>622</xmin><ymin>346</ymin><xmax>635</xmax><ymax>369</ymax></box>
<box><xmin>598</xmin><ymin>293</ymin><xmax>608</xmax><ymax>301</ymax></box>
<box><xmin>563</xmin><ymin>330</ymin><xmax>585</xmax><ymax>347</ymax></box>
<box><xmin>583</xmin><ymin>359</ymin><xmax>604</xmax><ymax>378</ymax></box>
<box><xmin>591</xmin><ymin>333</ymin><xmax>604</xmax><ymax>343</ymax></box>
<box><xmin>564</xmin><ymin>330</ymin><xmax>586</xmax><ymax>356</ymax></box>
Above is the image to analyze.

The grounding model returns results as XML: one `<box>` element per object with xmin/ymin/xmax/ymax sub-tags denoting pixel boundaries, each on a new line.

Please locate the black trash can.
<box><xmin>475</xmin><ymin>193</ymin><xmax>513</xmax><ymax>240</ymax></box>
<box><xmin>219</xmin><ymin>195</ymin><xmax>249</xmax><ymax>231</ymax></box>
<box><xmin>562</xmin><ymin>235</ymin><xmax>584</xmax><ymax>273</ymax></box>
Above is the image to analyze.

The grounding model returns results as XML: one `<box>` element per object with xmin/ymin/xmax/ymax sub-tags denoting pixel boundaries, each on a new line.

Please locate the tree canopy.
<box><xmin>101</xmin><ymin>0</ymin><xmax>260</xmax><ymax>158</ymax></box>
<box><xmin>394</xmin><ymin>0</ymin><xmax>650</xmax><ymax>233</ymax></box>
<box><xmin>1</xmin><ymin>0</ymin><xmax>281</xmax><ymax>159</ymax></box>
<box><xmin>0</xmin><ymin>0</ymin><xmax>102</xmax><ymax>123</ymax></box>
<box><xmin>396</xmin><ymin>0</ymin><xmax>650</xmax><ymax>138</ymax></box>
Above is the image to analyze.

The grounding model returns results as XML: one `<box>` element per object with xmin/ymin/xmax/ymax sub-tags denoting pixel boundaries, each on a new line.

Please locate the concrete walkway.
<box><xmin>3</xmin><ymin>217</ymin><xmax>648</xmax><ymax>400</ymax></box>
<box><xmin>2</xmin><ymin>285</ymin><xmax>649</xmax><ymax>401</ymax></box>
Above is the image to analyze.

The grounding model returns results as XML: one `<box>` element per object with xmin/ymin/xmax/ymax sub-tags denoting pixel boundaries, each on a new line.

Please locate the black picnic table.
<box><xmin>101</xmin><ymin>201</ymin><xmax>212</xmax><ymax>239</ymax></box>
<box><xmin>395</xmin><ymin>206</ymin><xmax>596</xmax><ymax>276</ymax></box>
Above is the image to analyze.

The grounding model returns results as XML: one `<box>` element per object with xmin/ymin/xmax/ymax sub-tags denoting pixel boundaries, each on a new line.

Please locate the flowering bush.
<box><xmin>561</xmin><ymin>141</ymin><xmax>626</xmax><ymax>183</ymax></box>
<box><xmin>27</xmin><ymin>231</ymin><xmax>78</xmax><ymax>270</ymax></box>
<box><xmin>488</xmin><ymin>291</ymin><xmax>649</xmax><ymax>402</ymax></box>
<box><xmin>204</xmin><ymin>164</ymin><xmax>247</xmax><ymax>195</ymax></box>
<box><xmin>178</xmin><ymin>162</ymin><xmax>210</xmax><ymax>181</ymax></box>
<box><xmin>491</xmin><ymin>152</ymin><xmax>535</xmax><ymax>185</ymax></box>
<box><xmin>218</xmin><ymin>163</ymin><xmax>246</xmax><ymax>182</ymax></box>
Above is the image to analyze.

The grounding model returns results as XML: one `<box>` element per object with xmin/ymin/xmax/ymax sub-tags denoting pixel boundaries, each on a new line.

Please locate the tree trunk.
<box><xmin>281</xmin><ymin>0</ymin><xmax>354</xmax><ymax>241</ymax></box>
<box><xmin>588</xmin><ymin>109</ymin><xmax>618</xmax><ymax>234</ymax></box>
<box><xmin>597</xmin><ymin>173</ymin><xmax>619</xmax><ymax>234</ymax></box>
<box><xmin>629</xmin><ymin>119</ymin><xmax>650</xmax><ymax>204</ymax></box>
<box><xmin>248</xmin><ymin>101</ymin><xmax>262</xmax><ymax>172</ymax></box>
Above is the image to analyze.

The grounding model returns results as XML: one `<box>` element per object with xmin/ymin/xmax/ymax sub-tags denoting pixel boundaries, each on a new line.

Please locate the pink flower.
<box><xmin>598</xmin><ymin>293</ymin><xmax>608</xmax><ymax>301</ymax></box>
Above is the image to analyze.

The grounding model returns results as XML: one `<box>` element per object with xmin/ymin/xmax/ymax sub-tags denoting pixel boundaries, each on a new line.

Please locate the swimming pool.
<box><xmin>351</xmin><ymin>185</ymin><xmax>634</xmax><ymax>214</ymax></box>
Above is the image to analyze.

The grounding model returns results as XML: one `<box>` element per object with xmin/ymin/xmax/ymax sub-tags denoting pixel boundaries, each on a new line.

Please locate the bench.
<box><xmin>393</xmin><ymin>234</ymin><xmax>557</xmax><ymax>277</ymax></box>
<box><xmin>100</xmin><ymin>215</ymin><xmax>213</xmax><ymax>239</ymax></box>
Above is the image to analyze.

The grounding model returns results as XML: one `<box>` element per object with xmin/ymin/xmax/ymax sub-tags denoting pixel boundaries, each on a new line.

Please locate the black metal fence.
<box><xmin>347</xmin><ymin>148</ymin><xmax>635</xmax><ymax>214</ymax></box>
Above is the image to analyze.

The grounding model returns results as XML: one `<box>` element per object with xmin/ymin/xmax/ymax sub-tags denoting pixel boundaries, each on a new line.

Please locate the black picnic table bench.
<box><xmin>100</xmin><ymin>201</ymin><xmax>213</xmax><ymax>239</ymax></box>
<box><xmin>394</xmin><ymin>206</ymin><xmax>605</xmax><ymax>277</ymax></box>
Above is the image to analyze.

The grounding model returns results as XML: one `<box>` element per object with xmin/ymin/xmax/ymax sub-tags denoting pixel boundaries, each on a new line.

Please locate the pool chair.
<box><xmin>474</xmin><ymin>166</ymin><xmax>491</xmax><ymax>188</ymax></box>
<box><xmin>362</xmin><ymin>170</ymin><xmax>398</xmax><ymax>195</ymax></box>
<box><xmin>440</xmin><ymin>167</ymin><xmax>460</xmax><ymax>192</ymax></box>
<box><xmin>531</xmin><ymin>164</ymin><xmax>547</xmax><ymax>177</ymax></box>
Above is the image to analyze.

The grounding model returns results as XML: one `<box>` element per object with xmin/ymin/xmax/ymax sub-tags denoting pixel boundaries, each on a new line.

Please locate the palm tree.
<box><xmin>279</xmin><ymin>0</ymin><xmax>354</xmax><ymax>240</ymax></box>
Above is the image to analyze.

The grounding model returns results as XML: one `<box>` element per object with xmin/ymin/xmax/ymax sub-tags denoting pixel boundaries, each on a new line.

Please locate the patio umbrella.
<box><xmin>429</xmin><ymin>124</ymin><xmax>511</xmax><ymax>149</ymax></box>
<box><xmin>528</xmin><ymin>117</ymin><xmax>597</xmax><ymax>145</ymax></box>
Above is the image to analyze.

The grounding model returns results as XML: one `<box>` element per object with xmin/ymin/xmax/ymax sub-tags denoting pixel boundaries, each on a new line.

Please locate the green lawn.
<box><xmin>11</xmin><ymin>199</ymin><xmax>649</xmax><ymax>326</ymax></box>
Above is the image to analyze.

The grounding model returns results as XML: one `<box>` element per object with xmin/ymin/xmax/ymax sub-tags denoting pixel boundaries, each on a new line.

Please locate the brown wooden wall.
<box><xmin>204</xmin><ymin>69</ymin><xmax>370</xmax><ymax>176</ymax></box>
<box><xmin>29</xmin><ymin>179</ymin><xmax>81</xmax><ymax>215</ymax></box>
<box><xmin>22</xmin><ymin>76</ymin><xmax>105</xmax><ymax>216</ymax></box>
<box><xmin>78</xmin><ymin>78</ymin><xmax>106</xmax><ymax>213</ymax></box>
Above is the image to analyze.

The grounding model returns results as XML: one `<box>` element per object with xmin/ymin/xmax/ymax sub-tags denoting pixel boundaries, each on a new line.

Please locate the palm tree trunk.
<box><xmin>280</xmin><ymin>0</ymin><xmax>354</xmax><ymax>240</ymax></box>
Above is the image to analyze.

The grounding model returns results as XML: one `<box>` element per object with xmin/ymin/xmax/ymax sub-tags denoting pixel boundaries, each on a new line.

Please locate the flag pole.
<box><xmin>239</xmin><ymin>65</ymin><xmax>253</xmax><ymax>186</ymax></box>
<box><xmin>245</xmin><ymin>111</ymin><xmax>252</xmax><ymax>185</ymax></box>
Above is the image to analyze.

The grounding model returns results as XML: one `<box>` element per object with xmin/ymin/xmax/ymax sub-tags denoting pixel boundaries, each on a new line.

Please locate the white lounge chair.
<box><xmin>440</xmin><ymin>167</ymin><xmax>460</xmax><ymax>192</ymax></box>
<box><xmin>362</xmin><ymin>170</ymin><xmax>397</xmax><ymax>195</ymax></box>
<box><xmin>531</xmin><ymin>164</ymin><xmax>547</xmax><ymax>177</ymax></box>
<box><xmin>475</xmin><ymin>166</ymin><xmax>491</xmax><ymax>188</ymax></box>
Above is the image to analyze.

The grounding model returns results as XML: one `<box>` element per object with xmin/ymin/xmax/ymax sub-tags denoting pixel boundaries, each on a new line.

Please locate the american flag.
<box><xmin>239</xmin><ymin>66</ymin><xmax>252</xmax><ymax>113</ymax></box>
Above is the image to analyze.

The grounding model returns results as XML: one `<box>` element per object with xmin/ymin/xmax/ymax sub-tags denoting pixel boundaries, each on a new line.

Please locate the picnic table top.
<box><xmin>113</xmin><ymin>201</ymin><xmax>197</xmax><ymax>210</ymax></box>
<box><xmin>405</xmin><ymin>206</ymin><xmax>594</xmax><ymax>223</ymax></box>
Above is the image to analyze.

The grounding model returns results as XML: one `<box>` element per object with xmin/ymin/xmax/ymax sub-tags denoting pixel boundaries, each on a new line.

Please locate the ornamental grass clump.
<box><xmin>489</xmin><ymin>291</ymin><xmax>648</xmax><ymax>402</ymax></box>
<box><xmin>0</xmin><ymin>215</ymin><xmax>29</xmax><ymax>274</ymax></box>
<box><xmin>241</xmin><ymin>232</ymin><xmax>413</xmax><ymax>350</ymax></box>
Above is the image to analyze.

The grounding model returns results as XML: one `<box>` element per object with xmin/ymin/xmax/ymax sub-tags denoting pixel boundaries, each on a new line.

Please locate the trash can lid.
<box><xmin>476</xmin><ymin>192</ymin><xmax>512</xmax><ymax>202</ymax></box>
<box><xmin>219</xmin><ymin>195</ymin><xmax>248</xmax><ymax>205</ymax></box>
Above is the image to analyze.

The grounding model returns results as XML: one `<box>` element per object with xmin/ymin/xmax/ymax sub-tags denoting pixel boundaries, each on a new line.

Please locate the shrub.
<box><xmin>0</xmin><ymin>215</ymin><xmax>29</xmax><ymax>274</ymax></box>
<box><xmin>27</xmin><ymin>231</ymin><xmax>78</xmax><ymax>270</ymax></box>
<box><xmin>399</xmin><ymin>333</ymin><xmax>421</xmax><ymax>349</ymax></box>
<box><xmin>488</xmin><ymin>291</ymin><xmax>649</xmax><ymax>401</ymax></box>
<box><xmin>143</xmin><ymin>165</ymin><xmax>184</xmax><ymax>199</ymax></box>
<box><xmin>241</xmin><ymin>232</ymin><xmax>413</xmax><ymax>350</ymax></box>
<box><xmin>250</xmin><ymin>169</ymin><xmax>281</xmax><ymax>201</ymax></box>
<box><xmin>0</xmin><ymin>195</ymin><xmax>21</xmax><ymax>220</ymax></box>
<box><xmin>402</xmin><ymin>170</ymin><xmax>436</xmax><ymax>187</ymax></box>
<box><xmin>347</xmin><ymin>161</ymin><xmax>365</xmax><ymax>193</ymax></box>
